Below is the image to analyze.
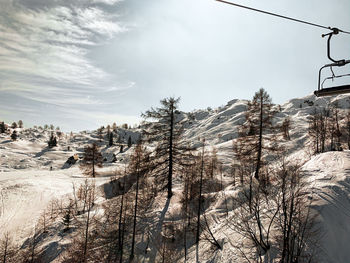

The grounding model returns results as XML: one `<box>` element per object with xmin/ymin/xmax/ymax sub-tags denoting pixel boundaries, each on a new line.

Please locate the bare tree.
<box><xmin>281</xmin><ymin>117</ymin><xmax>291</xmax><ymax>140</ymax></box>
<box><xmin>229</xmin><ymin>160</ymin><xmax>319</xmax><ymax>262</ymax></box>
<box><xmin>234</xmin><ymin>88</ymin><xmax>278</xmax><ymax>182</ymax></box>
<box><xmin>308</xmin><ymin>108</ymin><xmax>321</xmax><ymax>154</ymax></box>
<box><xmin>0</xmin><ymin>232</ymin><xmax>16</xmax><ymax>263</ymax></box>
<box><xmin>129</xmin><ymin>142</ymin><xmax>150</xmax><ymax>261</ymax></box>
<box><xmin>61</xmin><ymin>180</ymin><xmax>97</xmax><ymax>263</ymax></box>
<box><xmin>346</xmin><ymin>111</ymin><xmax>350</xmax><ymax>150</ymax></box>
<box><xmin>275</xmin><ymin>162</ymin><xmax>319</xmax><ymax>263</ymax></box>
<box><xmin>142</xmin><ymin>97</ymin><xmax>192</xmax><ymax>198</ymax></box>
<box><xmin>80</xmin><ymin>143</ymin><xmax>103</xmax><ymax>178</ymax></box>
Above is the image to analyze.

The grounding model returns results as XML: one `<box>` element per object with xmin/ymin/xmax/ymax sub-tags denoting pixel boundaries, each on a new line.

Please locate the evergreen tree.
<box><xmin>10</xmin><ymin>130</ymin><xmax>17</xmax><ymax>141</ymax></box>
<box><xmin>18</xmin><ymin>120</ymin><xmax>23</xmax><ymax>128</ymax></box>
<box><xmin>48</xmin><ymin>133</ymin><xmax>57</xmax><ymax>148</ymax></box>
<box><xmin>0</xmin><ymin>122</ymin><xmax>5</xmax><ymax>133</ymax></box>
<box><xmin>80</xmin><ymin>143</ymin><xmax>103</xmax><ymax>178</ymax></box>
<box><xmin>63</xmin><ymin>201</ymin><xmax>73</xmax><ymax>232</ymax></box>
<box><xmin>127</xmin><ymin>136</ymin><xmax>132</xmax><ymax>148</ymax></box>
<box><xmin>106</xmin><ymin>125</ymin><xmax>111</xmax><ymax>139</ymax></box>
<box><xmin>109</xmin><ymin>132</ymin><xmax>114</xmax><ymax>147</ymax></box>
<box><xmin>11</xmin><ymin>122</ymin><xmax>17</xmax><ymax>129</ymax></box>
<box><xmin>142</xmin><ymin>97</ymin><xmax>191</xmax><ymax>199</ymax></box>
<box><xmin>97</xmin><ymin>127</ymin><xmax>103</xmax><ymax>142</ymax></box>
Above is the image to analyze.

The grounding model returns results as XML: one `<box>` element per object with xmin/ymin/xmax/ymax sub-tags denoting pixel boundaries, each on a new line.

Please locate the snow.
<box><xmin>0</xmin><ymin>168</ymin><xmax>110</xmax><ymax>243</ymax></box>
<box><xmin>1</xmin><ymin>93</ymin><xmax>350</xmax><ymax>262</ymax></box>
<box><xmin>303</xmin><ymin>151</ymin><xmax>350</xmax><ymax>263</ymax></box>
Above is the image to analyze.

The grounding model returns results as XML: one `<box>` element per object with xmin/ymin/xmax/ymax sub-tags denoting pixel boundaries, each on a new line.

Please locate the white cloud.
<box><xmin>92</xmin><ymin>0</ymin><xmax>122</xmax><ymax>5</ymax></box>
<box><xmin>0</xmin><ymin>0</ymin><xmax>125</xmax><ymax>106</ymax></box>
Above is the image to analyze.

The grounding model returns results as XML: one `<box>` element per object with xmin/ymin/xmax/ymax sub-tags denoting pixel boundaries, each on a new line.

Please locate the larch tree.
<box><xmin>281</xmin><ymin>117</ymin><xmax>291</xmax><ymax>140</ymax></box>
<box><xmin>10</xmin><ymin>130</ymin><xmax>17</xmax><ymax>141</ymax></box>
<box><xmin>0</xmin><ymin>122</ymin><xmax>5</xmax><ymax>133</ymax></box>
<box><xmin>128</xmin><ymin>136</ymin><xmax>132</xmax><ymax>148</ymax></box>
<box><xmin>346</xmin><ymin>111</ymin><xmax>350</xmax><ymax>149</ymax></box>
<box><xmin>109</xmin><ymin>132</ymin><xmax>114</xmax><ymax>147</ymax></box>
<box><xmin>18</xmin><ymin>120</ymin><xmax>23</xmax><ymax>128</ymax></box>
<box><xmin>128</xmin><ymin>142</ymin><xmax>150</xmax><ymax>261</ymax></box>
<box><xmin>329</xmin><ymin>103</ymin><xmax>342</xmax><ymax>151</ymax></box>
<box><xmin>142</xmin><ymin>97</ymin><xmax>192</xmax><ymax>199</ymax></box>
<box><xmin>97</xmin><ymin>127</ymin><xmax>103</xmax><ymax>142</ymax></box>
<box><xmin>80</xmin><ymin>143</ymin><xmax>103</xmax><ymax>178</ymax></box>
<box><xmin>0</xmin><ymin>232</ymin><xmax>16</xmax><ymax>263</ymax></box>
<box><xmin>234</xmin><ymin>88</ymin><xmax>277</xmax><ymax>181</ymax></box>
<box><xmin>48</xmin><ymin>133</ymin><xmax>57</xmax><ymax>148</ymax></box>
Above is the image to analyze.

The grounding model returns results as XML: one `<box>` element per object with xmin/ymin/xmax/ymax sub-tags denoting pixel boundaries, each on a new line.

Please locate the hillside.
<box><xmin>0</xmin><ymin>93</ymin><xmax>350</xmax><ymax>262</ymax></box>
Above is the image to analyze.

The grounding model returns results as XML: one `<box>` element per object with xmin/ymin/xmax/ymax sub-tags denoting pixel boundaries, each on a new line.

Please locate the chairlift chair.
<box><xmin>314</xmin><ymin>28</ymin><xmax>350</xmax><ymax>97</ymax></box>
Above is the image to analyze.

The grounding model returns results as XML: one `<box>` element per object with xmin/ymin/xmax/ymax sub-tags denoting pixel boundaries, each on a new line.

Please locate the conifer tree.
<box><xmin>48</xmin><ymin>133</ymin><xmax>57</xmax><ymax>148</ymax></box>
<box><xmin>281</xmin><ymin>117</ymin><xmax>291</xmax><ymax>140</ymax></box>
<box><xmin>109</xmin><ymin>132</ymin><xmax>114</xmax><ymax>147</ymax></box>
<box><xmin>18</xmin><ymin>120</ymin><xmax>23</xmax><ymax>128</ymax></box>
<box><xmin>11</xmin><ymin>130</ymin><xmax>17</xmax><ymax>141</ymax></box>
<box><xmin>0</xmin><ymin>122</ymin><xmax>5</xmax><ymax>133</ymax></box>
<box><xmin>346</xmin><ymin>111</ymin><xmax>350</xmax><ymax>150</ymax></box>
<box><xmin>11</xmin><ymin>122</ymin><xmax>17</xmax><ymax>129</ymax></box>
<box><xmin>329</xmin><ymin>103</ymin><xmax>342</xmax><ymax>151</ymax></box>
<box><xmin>128</xmin><ymin>136</ymin><xmax>132</xmax><ymax>148</ymax></box>
<box><xmin>128</xmin><ymin>142</ymin><xmax>150</xmax><ymax>261</ymax></box>
<box><xmin>234</xmin><ymin>88</ymin><xmax>277</xmax><ymax>181</ymax></box>
<box><xmin>63</xmin><ymin>201</ymin><xmax>73</xmax><ymax>232</ymax></box>
<box><xmin>97</xmin><ymin>127</ymin><xmax>103</xmax><ymax>142</ymax></box>
<box><xmin>106</xmin><ymin>125</ymin><xmax>111</xmax><ymax>139</ymax></box>
<box><xmin>0</xmin><ymin>232</ymin><xmax>16</xmax><ymax>263</ymax></box>
<box><xmin>80</xmin><ymin>143</ymin><xmax>103</xmax><ymax>178</ymax></box>
<box><xmin>142</xmin><ymin>97</ymin><xmax>191</xmax><ymax>199</ymax></box>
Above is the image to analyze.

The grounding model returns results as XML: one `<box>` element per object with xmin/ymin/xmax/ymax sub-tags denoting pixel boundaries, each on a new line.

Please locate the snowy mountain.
<box><xmin>1</xmin><ymin>93</ymin><xmax>350</xmax><ymax>262</ymax></box>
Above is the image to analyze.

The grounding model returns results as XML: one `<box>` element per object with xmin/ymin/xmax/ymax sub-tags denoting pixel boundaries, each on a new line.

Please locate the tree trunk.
<box><xmin>168</xmin><ymin>103</ymin><xmax>174</xmax><ymax>199</ymax></box>
<box><xmin>130</xmin><ymin>168</ymin><xmax>140</xmax><ymax>261</ymax></box>
<box><xmin>83</xmin><ymin>204</ymin><xmax>91</xmax><ymax>263</ymax></box>
<box><xmin>255</xmin><ymin>96</ymin><xmax>263</xmax><ymax>180</ymax></box>
<box><xmin>118</xmin><ymin>172</ymin><xmax>126</xmax><ymax>260</ymax></box>
<box><xmin>3</xmin><ymin>233</ymin><xmax>8</xmax><ymax>263</ymax></box>
<box><xmin>196</xmin><ymin>141</ymin><xmax>205</xmax><ymax>262</ymax></box>
<box><xmin>92</xmin><ymin>150</ymin><xmax>95</xmax><ymax>178</ymax></box>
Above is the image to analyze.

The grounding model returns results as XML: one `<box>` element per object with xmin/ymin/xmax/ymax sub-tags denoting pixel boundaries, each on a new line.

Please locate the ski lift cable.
<box><xmin>215</xmin><ymin>0</ymin><xmax>350</xmax><ymax>35</ymax></box>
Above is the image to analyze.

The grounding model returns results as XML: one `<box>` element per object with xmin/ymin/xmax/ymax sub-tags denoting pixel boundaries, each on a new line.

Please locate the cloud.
<box><xmin>0</xmin><ymin>0</ymin><xmax>126</xmax><ymax>109</ymax></box>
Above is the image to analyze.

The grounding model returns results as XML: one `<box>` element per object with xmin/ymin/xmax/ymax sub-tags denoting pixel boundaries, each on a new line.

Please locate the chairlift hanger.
<box><xmin>315</xmin><ymin>28</ymin><xmax>350</xmax><ymax>97</ymax></box>
<box><xmin>215</xmin><ymin>0</ymin><xmax>350</xmax><ymax>97</ymax></box>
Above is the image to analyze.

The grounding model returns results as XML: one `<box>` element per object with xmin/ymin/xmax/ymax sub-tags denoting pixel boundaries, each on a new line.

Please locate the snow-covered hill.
<box><xmin>1</xmin><ymin>93</ymin><xmax>350</xmax><ymax>262</ymax></box>
<box><xmin>304</xmin><ymin>151</ymin><xmax>350</xmax><ymax>263</ymax></box>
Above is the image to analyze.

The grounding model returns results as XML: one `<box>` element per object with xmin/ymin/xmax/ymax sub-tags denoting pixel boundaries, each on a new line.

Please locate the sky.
<box><xmin>0</xmin><ymin>0</ymin><xmax>349</xmax><ymax>131</ymax></box>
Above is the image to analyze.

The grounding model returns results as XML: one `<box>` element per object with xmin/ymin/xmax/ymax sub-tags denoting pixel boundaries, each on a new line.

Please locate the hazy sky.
<box><xmin>0</xmin><ymin>0</ymin><xmax>349</xmax><ymax>131</ymax></box>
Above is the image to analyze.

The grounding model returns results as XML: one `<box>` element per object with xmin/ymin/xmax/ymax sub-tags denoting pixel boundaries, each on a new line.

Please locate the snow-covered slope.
<box><xmin>1</xmin><ymin>93</ymin><xmax>350</xmax><ymax>262</ymax></box>
<box><xmin>303</xmin><ymin>151</ymin><xmax>350</xmax><ymax>263</ymax></box>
